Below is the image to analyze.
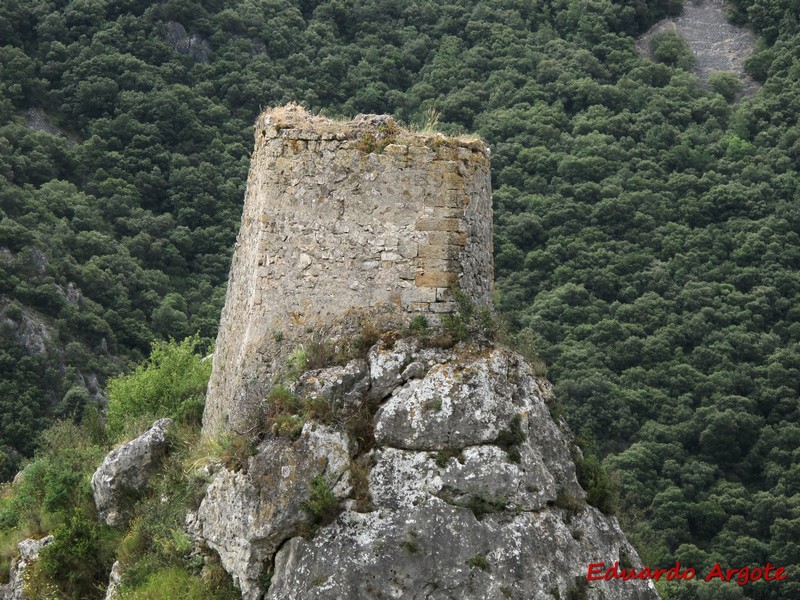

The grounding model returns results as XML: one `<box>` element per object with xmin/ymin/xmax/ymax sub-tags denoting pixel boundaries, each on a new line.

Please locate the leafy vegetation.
<box><xmin>0</xmin><ymin>341</ymin><xmax>237</xmax><ymax>599</ymax></box>
<box><xmin>302</xmin><ymin>476</ymin><xmax>340</xmax><ymax>529</ymax></box>
<box><xmin>28</xmin><ymin>510</ymin><xmax>117</xmax><ymax>600</ymax></box>
<box><xmin>495</xmin><ymin>413</ymin><xmax>527</xmax><ymax>464</ymax></box>
<box><xmin>106</xmin><ymin>335</ymin><xmax>211</xmax><ymax>437</ymax></box>
<box><xmin>0</xmin><ymin>0</ymin><xmax>799</xmax><ymax>597</ymax></box>
<box><xmin>574</xmin><ymin>452</ymin><xmax>618</xmax><ymax>515</ymax></box>
<box><xmin>466</xmin><ymin>553</ymin><xmax>491</xmax><ymax>572</ymax></box>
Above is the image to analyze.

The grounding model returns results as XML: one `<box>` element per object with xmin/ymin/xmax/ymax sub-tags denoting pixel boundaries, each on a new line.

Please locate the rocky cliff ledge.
<box><xmin>191</xmin><ymin>337</ymin><xmax>658</xmax><ymax>600</ymax></box>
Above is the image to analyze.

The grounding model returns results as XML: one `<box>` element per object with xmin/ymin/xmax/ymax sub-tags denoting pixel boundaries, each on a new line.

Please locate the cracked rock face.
<box><xmin>269</xmin><ymin>501</ymin><xmax>648</xmax><ymax>600</ymax></box>
<box><xmin>91</xmin><ymin>418</ymin><xmax>173</xmax><ymax>526</ymax></box>
<box><xmin>196</xmin><ymin>342</ymin><xmax>658</xmax><ymax>600</ymax></box>
<box><xmin>196</xmin><ymin>424</ymin><xmax>351</xmax><ymax>600</ymax></box>
<box><xmin>0</xmin><ymin>535</ymin><xmax>53</xmax><ymax>600</ymax></box>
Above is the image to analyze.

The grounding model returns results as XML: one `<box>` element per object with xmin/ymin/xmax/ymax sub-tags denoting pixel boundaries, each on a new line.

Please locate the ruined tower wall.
<box><xmin>202</xmin><ymin>105</ymin><xmax>493</xmax><ymax>437</ymax></box>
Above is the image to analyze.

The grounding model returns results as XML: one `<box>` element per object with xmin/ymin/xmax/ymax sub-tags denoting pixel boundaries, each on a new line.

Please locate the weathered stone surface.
<box><xmin>0</xmin><ymin>306</ymin><xmax>53</xmax><ymax>356</ymax></box>
<box><xmin>266</xmin><ymin>500</ymin><xmax>656</xmax><ymax>600</ymax></box>
<box><xmin>294</xmin><ymin>359</ymin><xmax>370</xmax><ymax>418</ymax></box>
<box><xmin>196</xmin><ymin>424</ymin><xmax>351</xmax><ymax>600</ymax></box>
<box><xmin>103</xmin><ymin>561</ymin><xmax>123</xmax><ymax>600</ymax></box>
<box><xmin>373</xmin><ymin>349</ymin><xmax>579</xmax><ymax>478</ymax></box>
<box><xmin>164</xmin><ymin>21</ymin><xmax>211</xmax><ymax>63</ymax></box>
<box><xmin>195</xmin><ymin>344</ymin><xmax>655</xmax><ymax>600</ymax></box>
<box><xmin>367</xmin><ymin>339</ymin><xmax>417</xmax><ymax>401</ymax></box>
<box><xmin>203</xmin><ymin>104</ymin><xmax>493</xmax><ymax>437</ymax></box>
<box><xmin>91</xmin><ymin>418</ymin><xmax>173</xmax><ymax>526</ymax></box>
<box><xmin>439</xmin><ymin>444</ymin><xmax>555</xmax><ymax>511</ymax></box>
<box><xmin>0</xmin><ymin>536</ymin><xmax>53</xmax><ymax>600</ymax></box>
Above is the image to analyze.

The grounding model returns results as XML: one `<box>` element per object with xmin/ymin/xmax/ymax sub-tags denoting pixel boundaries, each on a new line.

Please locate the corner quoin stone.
<box><xmin>202</xmin><ymin>104</ymin><xmax>493</xmax><ymax>438</ymax></box>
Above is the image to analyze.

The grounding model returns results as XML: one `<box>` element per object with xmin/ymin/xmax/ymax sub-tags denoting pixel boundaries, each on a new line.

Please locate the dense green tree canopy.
<box><xmin>1</xmin><ymin>0</ymin><xmax>799</xmax><ymax>596</ymax></box>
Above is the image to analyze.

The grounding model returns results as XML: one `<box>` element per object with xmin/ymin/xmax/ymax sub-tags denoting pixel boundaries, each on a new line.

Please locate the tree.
<box><xmin>650</xmin><ymin>31</ymin><xmax>695</xmax><ymax>70</ymax></box>
<box><xmin>709</xmin><ymin>71</ymin><xmax>742</xmax><ymax>102</ymax></box>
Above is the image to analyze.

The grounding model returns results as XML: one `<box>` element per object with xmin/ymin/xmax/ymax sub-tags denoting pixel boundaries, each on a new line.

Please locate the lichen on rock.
<box><xmin>195</xmin><ymin>423</ymin><xmax>351</xmax><ymax>600</ymax></box>
<box><xmin>91</xmin><ymin>418</ymin><xmax>173</xmax><ymax>526</ymax></box>
<box><xmin>194</xmin><ymin>341</ymin><xmax>658</xmax><ymax>600</ymax></box>
<box><xmin>0</xmin><ymin>535</ymin><xmax>53</xmax><ymax>600</ymax></box>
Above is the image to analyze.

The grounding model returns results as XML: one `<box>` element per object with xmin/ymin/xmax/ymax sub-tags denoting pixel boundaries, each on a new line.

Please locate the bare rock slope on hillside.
<box><xmin>637</xmin><ymin>0</ymin><xmax>759</xmax><ymax>96</ymax></box>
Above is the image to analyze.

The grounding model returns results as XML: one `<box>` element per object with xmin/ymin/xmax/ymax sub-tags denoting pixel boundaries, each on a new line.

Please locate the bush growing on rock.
<box><xmin>709</xmin><ymin>71</ymin><xmax>742</xmax><ymax>101</ymax></box>
<box><xmin>26</xmin><ymin>509</ymin><xmax>117</xmax><ymax>600</ymax></box>
<box><xmin>106</xmin><ymin>335</ymin><xmax>211</xmax><ymax>438</ymax></box>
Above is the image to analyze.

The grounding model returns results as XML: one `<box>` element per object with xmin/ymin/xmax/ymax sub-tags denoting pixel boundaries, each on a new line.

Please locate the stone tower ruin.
<box><xmin>203</xmin><ymin>105</ymin><xmax>493</xmax><ymax>437</ymax></box>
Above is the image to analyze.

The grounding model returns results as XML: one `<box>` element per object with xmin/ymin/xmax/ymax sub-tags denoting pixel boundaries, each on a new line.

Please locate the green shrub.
<box><xmin>409</xmin><ymin>315</ymin><xmax>429</xmax><ymax>332</ymax></box>
<box><xmin>117</xmin><ymin>565</ymin><xmax>238</xmax><ymax>600</ymax></box>
<box><xmin>285</xmin><ymin>347</ymin><xmax>308</xmax><ymax>380</ymax></box>
<box><xmin>463</xmin><ymin>494</ymin><xmax>507</xmax><ymax>520</ymax></box>
<box><xmin>434</xmin><ymin>447</ymin><xmax>462</xmax><ymax>468</ymax></box>
<box><xmin>466</xmin><ymin>553</ymin><xmax>491</xmax><ymax>572</ymax></box>
<box><xmin>303</xmin><ymin>476</ymin><xmax>340</xmax><ymax>526</ymax></box>
<box><xmin>508</xmin><ymin>328</ymin><xmax>548</xmax><ymax>376</ymax></box>
<box><xmin>744</xmin><ymin>47</ymin><xmax>774</xmax><ymax>82</ymax></box>
<box><xmin>5</xmin><ymin>421</ymin><xmax>106</xmax><ymax>534</ymax></box>
<box><xmin>115</xmin><ymin>428</ymin><xmax>213</xmax><ymax>591</ymax></box>
<box><xmin>650</xmin><ymin>31</ymin><xmax>695</xmax><ymax>70</ymax></box>
<box><xmin>106</xmin><ymin>335</ymin><xmax>211</xmax><ymax>438</ymax></box>
<box><xmin>554</xmin><ymin>490</ymin><xmax>583</xmax><ymax>515</ymax></box>
<box><xmin>348</xmin><ymin>456</ymin><xmax>373</xmax><ymax>512</ymax></box>
<box><xmin>28</xmin><ymin>509</ymin><xmax>117</xmax><ymax>600</ymax></box>
<box><xmin>0</xmin><ymin>527</ymin><xmax>19</xmax><ymax>585</ymax></box>
<box><xmin>709</xmin><ymin>71</ymin><xmax>742</xmax><ymax>102</ymax></box>
<box><xmin>272</xmin><ymin>414</ymin><xmax>305</xmax><ymax>439</ymax></box>
<box><xmin>496</xmin><ymin>414</ymin><xmax>526</xmax><ymax>463</ymax></box>
<box><xmin>575</xmin><ymin>453</ymin><xmax>618</xmax><ymax>515</ymax></box>
<box><xmin>268</xmin><ymin>385</ymin><xmax>302</xmax><ymax>413</ymax></box>
<box><xmin>439</xmin><ymin>287</ymin><xmax>499</xmax><ymax>345</ymax></box>
<box><xmin>566</xmin><ymin>576</ymin><xmax>589</xmax><ymax>600</ymax></box>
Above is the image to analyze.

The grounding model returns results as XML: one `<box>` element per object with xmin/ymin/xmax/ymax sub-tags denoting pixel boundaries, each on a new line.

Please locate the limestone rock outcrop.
<box><xmin>194</xmin><ymin>424</ymin><xmax>351</xmax><ymax>600</ymax></box>
<box><xmin>103</xmin><ymin>560</ymin><xmax>123</xmax><ymax>600</ymax></box>
<box><xmin>0</xmin><ymin>535</ymin><xmax>52</xmax><ymax>600</ymax></box>
<box><xmin>91</xmin><ymin>418</ymin><xmax>173</xmax><ymax>526</ymax></box>
<box><xmin>196</xmin><ymin>341</ymin><xmax>659</xmax><ymax>600</ymax></box>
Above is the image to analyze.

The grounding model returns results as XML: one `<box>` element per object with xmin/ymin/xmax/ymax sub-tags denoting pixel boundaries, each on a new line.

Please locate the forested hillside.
<box><xmin>1</xmin><ymin>0</ymin><xmax>799</xmax><ymax>597</ymax></box>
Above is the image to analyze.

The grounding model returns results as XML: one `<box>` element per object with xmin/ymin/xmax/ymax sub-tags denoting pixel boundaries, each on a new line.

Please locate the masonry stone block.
<box><xmin>202</xmin><ymin>104</ymin><xmax>493</xmax><ymax>437</ymax></box>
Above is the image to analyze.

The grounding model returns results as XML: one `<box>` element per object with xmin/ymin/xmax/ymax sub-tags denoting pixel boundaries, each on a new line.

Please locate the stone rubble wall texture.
<box><xmin>203</xmin><ymin>105</ymin><xmax>493</xmax><ymax>437</ymax></box>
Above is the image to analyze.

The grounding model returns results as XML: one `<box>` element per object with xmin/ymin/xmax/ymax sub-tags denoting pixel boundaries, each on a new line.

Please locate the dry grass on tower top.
<box><xmin>257</xmin><ymin>103</ymin><xmax>487</xmax><ymax>153</ymax></box>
